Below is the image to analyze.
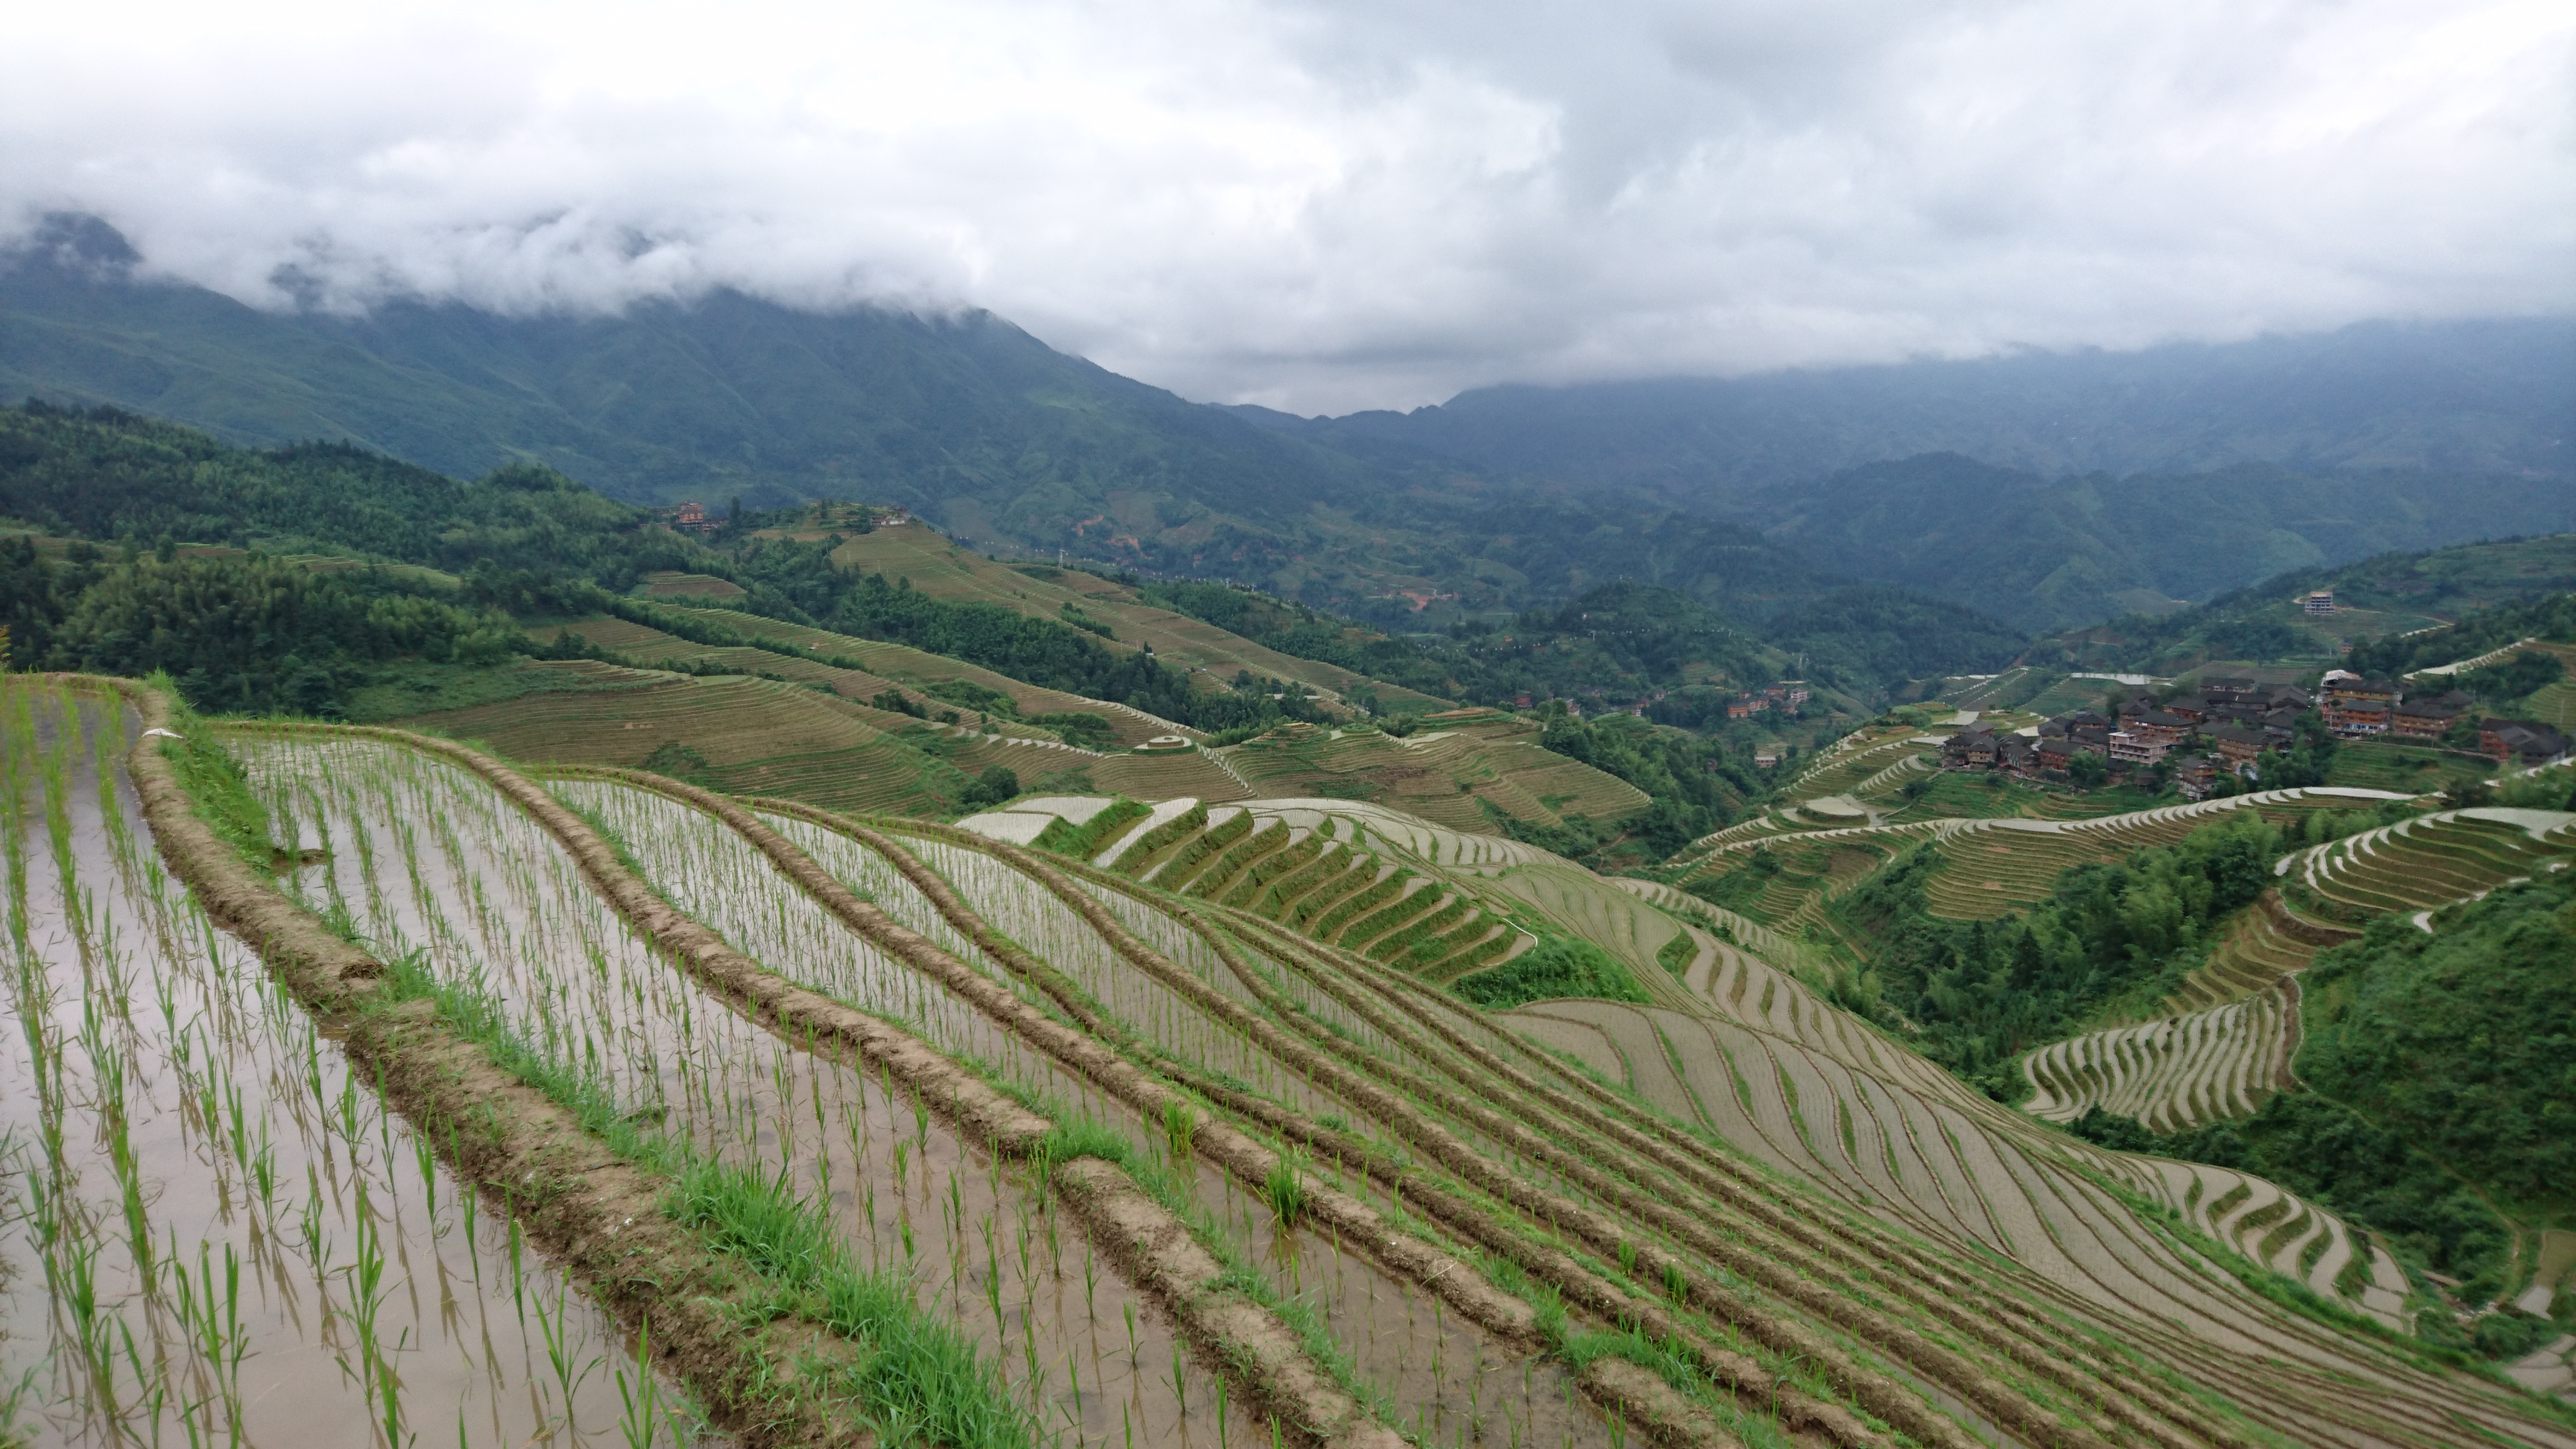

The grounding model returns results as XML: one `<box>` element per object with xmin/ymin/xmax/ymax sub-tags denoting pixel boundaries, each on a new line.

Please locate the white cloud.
<box><xmin>2</xmin><ymin>0</ymin><xmax>2567</xmax><ymax>413</ymax></box>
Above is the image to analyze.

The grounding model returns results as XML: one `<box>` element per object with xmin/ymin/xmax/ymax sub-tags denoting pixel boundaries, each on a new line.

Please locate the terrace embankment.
<box><xmin>146</xmin><ymin>693</ymin><xmax>2576</xmax><ymax>1449</ymax></box>
<box><xmin>871</xmin><ymin>821</ymin><xmax>2182</xmax><ymax>1449</ymax></box>
<box><xmin>1513</xmin><ymin>893</ymin><xmax>2575</xmax><ymax>1446</ymax></box>
<box><xmin>89</xmin><ymin>677</ymin><xmax>888</xmax><ymax>1446</ymax></box>
<box><xmin>825</xmin><ymin>815</ymin><xmax>1925</xmax><ymax>1446</ymax></box>
<box><xmin>0</xmin><ymin>686</ymin><xmax>663</xmax><ymax>1446</ymax></box>
<box><xmin>2014</xmin><ymin>807</ymin><xmax>2575</xmax><ymax>1138</ymax></box>
<box><xmin>246</xmin><ymin>733</ymin><xmax>1274</xmax><ymax>1448</ymax></box>
<box><xmin>996</xmin><ymin>815</ymin><xmax>2570</xmax><ymax>1449</ymax></box>
<box><xmin>549</xmin><ymin>768</ymin><xmax>1659</xmax><ymax>1448</ymax></box>
<box><xmin>241</xmin><ymin>723</ymin><xmax>1416</xmax><ymax>1449</ymax></box>
<box><xmin>912</xmin><ymin>804</ymin><xmax>2534</xmax><ymax>1444</ymax></box>
<box><xmin>509</xmin><ymin>757</ymin><xmax>1805</xmax><ymax>1446</ymax></box>
<box><xmin>559</xmin><ymin>742</ymin><xmax>2576</xmax><ymax>1448</ymax></box>
<box><xmin>544</xmin><ymin>768</ymin><xmax>1605</xmax><ymax>1448</ymax></box>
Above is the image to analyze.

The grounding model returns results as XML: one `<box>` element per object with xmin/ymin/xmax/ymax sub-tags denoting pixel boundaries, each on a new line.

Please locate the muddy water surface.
<box><xmin>1</xmin><ymin>692</ymin><xmax>674</xmax><ymax>1447</ymax></box>
<box><xmin>247</xmin><ymin>740</ymin><xmax>1222</xmax><ymax>1448</ymax></box>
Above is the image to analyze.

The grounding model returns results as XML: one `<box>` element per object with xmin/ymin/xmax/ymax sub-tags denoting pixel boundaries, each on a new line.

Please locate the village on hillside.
<box><xmin>1943</xmin><ymin>671</ymin><xmax>2571</xmax><ymax>799</ymax></box>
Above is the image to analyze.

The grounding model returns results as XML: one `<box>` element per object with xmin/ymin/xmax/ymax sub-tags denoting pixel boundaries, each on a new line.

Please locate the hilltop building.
<box><xmin>2114</xmin><ymin>708</ymin><xmax>2193</xmax><ymax>747</ymax></box>
<box><xmin>2390</xmin><ymin>698</ymin><xmax>2463</xmax><ymax>740</ymax></box>
<box><xmin>1943</xmin><ymin>722</ymin><xmax>2001</xmax><ymax>769</ymax></box>
<box><xmin>2322</xmin><ymin>698</ymin><xmax>2392</xmax><ymax>735</ymax></box>
<box><xmin>2107</xmin><ymin>728</ymin><xmax>2171</xmax><ymax>767</ymax></box>
<box><xmin>2200</xmin><ymin>723</ymin><xmax>2266</xmax><ymax>772</ymax></box>
<box><xmin>2479</xmin><ymin>719</ymin><xmax>2572</xmax><ymax>767</ymax></box>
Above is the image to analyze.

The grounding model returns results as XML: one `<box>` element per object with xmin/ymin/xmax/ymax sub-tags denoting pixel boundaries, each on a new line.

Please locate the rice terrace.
<box><xmin>3</xmin><ymin>282</ymin><xmax>2576</xmax><ymax>1449</ymax></box>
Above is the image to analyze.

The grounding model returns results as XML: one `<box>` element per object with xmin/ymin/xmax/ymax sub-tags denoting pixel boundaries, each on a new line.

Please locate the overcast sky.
<box><xmin>5</xmin><ymin>0</ymin><xmax>2569</xmax><ymax>413</ymax></box>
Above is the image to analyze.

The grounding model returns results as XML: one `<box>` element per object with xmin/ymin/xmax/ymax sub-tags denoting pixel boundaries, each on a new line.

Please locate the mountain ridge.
<box><xmin>7</xmin><ymin>215</ymin><xmax>2569</xmax><ymax>637</ymax></box>
<box><xmin>1248</xmin><ymin>315</ymin><xmax>2576</xmax><ymax>498</ymax></box>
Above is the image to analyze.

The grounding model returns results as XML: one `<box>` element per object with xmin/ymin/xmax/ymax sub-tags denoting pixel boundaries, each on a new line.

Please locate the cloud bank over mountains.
<box><xmin>4</xmin><ymin>0</ymin><xmax>2569</xmax><ymax>413</ymax></box>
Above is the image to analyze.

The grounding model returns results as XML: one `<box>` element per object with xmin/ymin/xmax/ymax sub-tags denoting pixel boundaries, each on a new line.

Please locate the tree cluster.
<box><xmin>1527</xmin><ymin>706</ymin><xmax>1758</xmax><ymax>858</ymax></box>
<box><xmin>2078</xmin><ymin>867</ymin><xmax>2576</xmax><ymax>1338</ymax></box>
<box><xmin>1835</xmin><ymin>814</ymin><xmax>2298</xmax><ymax>1097</ymax></box>
<box><xmin>2344</xmin><ymin>590</ymin><xmax>2576</xmax><ymax>681</ymax></box>
<box><xmin>0</xmin><ymin>537</ymin><xmax>527</xmax><ymax>714</ymax></box>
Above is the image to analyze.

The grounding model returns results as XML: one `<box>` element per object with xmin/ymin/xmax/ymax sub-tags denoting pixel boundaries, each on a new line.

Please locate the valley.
<box><xmin>2</xmin><ymin>324</ymin><xmax>2575</xmax><ymax>1449</ymax></box>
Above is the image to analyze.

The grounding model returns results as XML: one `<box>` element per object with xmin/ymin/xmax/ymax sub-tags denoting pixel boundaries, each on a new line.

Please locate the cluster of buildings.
<box><xmin>2307</xmin><ymin>674</ymin><xmax>2567</xmax><ymax>763</ymax></box>
<box><xmin>1724</xmin><ymin>681</ymin><xmax>1812</xmax><ymax>720</ymax></box>
<box><xmin>1941</xmin><ymin>676</ymin><xmax>2318</xmax><ymax>790</ymax></box>
<box><xmin>2311</xmin><ymin>674</ymin><xmax>2469</xmax><ymax>739</ymax></box>
<box><xmin>1941</xmin><ymin>672</ymin><xmax>2569</xmax><ymax>800</ymax></box>
<box><xmin>2480</xmin><ymin>718</ymin><xmax>2574</xmax><ymax>769</ymax></box>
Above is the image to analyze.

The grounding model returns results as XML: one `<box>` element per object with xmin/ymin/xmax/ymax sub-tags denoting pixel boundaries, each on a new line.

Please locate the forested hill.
<box><xmin>0</xmin><ymin>402</ymin><xmax>2025</xmax><ymax>705</ymax></box>
<box><xmin>8</xmin><ymin>214</ymin><xmax>2565</xmax><ymax>638</ymax></box>
<box><xmin>0</xmin><ymin>402</ymin><xmax>1326</xmax><ymax>729</ymax></box>
<box><xmin>0</xmin><ymin>216</ymin><xmax>1381</xmax><ymax>533</ymax></box>
<box><xmin>0</xmin><ymin>219</ymin><xmax>1902</xmax><ymax>629</ymax></box>
<box><xmin>1737</xmin><ymin>453</ymin><xmax>2576</xmax><ymax>633</ymax></box>
<box><xmin>2042</xmin><ymin>533</ymin><xmax>2576</xmax><ymax>674</ymax></box>
<box><xmin>1136</xmin><ymin>574</ymin><xmax>2025</xmax><ymax>712</ymax></box>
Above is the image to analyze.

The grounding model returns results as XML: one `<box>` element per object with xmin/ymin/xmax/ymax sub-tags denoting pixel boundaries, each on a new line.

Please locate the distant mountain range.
<box><xmin>1242</xmin><ymin>317</ymin><xmax>2574</xmax><ymax>496</ymax></box>
<box><xmin>1733</xmin><ymin>453</ymin><xmax>2574</xmax><ymax>632</ymax></box>
<box><xmin>6</xmin><ymin>213</ymin><xmax>2569</xmax><ymax>637</ymax></box>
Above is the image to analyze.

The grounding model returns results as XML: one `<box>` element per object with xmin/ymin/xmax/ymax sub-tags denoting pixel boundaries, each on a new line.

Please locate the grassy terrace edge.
<box><xmin>546</xmin><ymin>763</ymin><xmax>1900</xmax><ymax>1448</ymax></box>
<box><xmin>73</xmin><ymin>673</ymin><xmax>904</xmax><ymax>1448</ymax></box>
<box><xmin>215</xmin><ymin>712</ymin><xmax>1450</xmax><ymax>1449</ymax></box>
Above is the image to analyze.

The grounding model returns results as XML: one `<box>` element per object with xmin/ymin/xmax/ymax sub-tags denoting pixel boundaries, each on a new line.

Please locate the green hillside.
<box><xmin>1746</xmin><ymin>453</ymin><xmax>2575</xmax><ymax>633</ymax></box>
<box><xmin>2052</xmin><ymin>533</ymin><xmax>2576</xmax><ymax>673</ymax></box>
<box><xmin>3</xmin><ymin>235</ymin><xmax>1896</xmax><ymax>632</ymax></box>
<box><xmin>20</xmin><ymin>221</ymin><xmax>2565</xmax><ymax>643</ymax></box>
<box><xmin>1252</xmin><ymin>316</ymin><xmax>2576</xmax><ymax>494</ymax></box>
<box><xmin>0</xmin><ymin>221</ymin><xmax>1381</xmax><ymax>526</ymax></box>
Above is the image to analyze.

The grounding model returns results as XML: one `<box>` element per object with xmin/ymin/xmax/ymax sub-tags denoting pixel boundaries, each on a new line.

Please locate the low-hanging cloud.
<box><xmin>3</xmin><ymin>0</ymin><xmax>2568</xmax><ymax>413</ymax></box>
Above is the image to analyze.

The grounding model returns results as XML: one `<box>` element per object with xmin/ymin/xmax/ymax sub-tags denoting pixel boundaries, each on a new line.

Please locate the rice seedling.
<box><xmin>233</xmin><ymin>734</ymin><xmax>1222</xmax><ymax>1447</ymax></box>
<box><xmin>545</xmin><ymin>769</ymin><xmax>1552</xmax><ymax>1435</ymax></box>
<box><xmin>616</xmin><ymin>1322</ymin><xmax>667</xmax><ymax>1449</ymax></box>
<box><xmin>1264</xmin><ymin>1153</ymin><xmax>1307</xmax><ymax>1228</ymax></box>
<box><xmin>0</xmin><ymin>686</ymin><xmax>672</xmax><ymax>1446</ymax></box>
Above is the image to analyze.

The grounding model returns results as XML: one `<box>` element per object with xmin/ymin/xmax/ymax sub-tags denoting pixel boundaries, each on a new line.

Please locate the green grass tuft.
<box><xmin>1264</xmin><ymin>1153</ymin><xmax>1307</xmax><ymax>1227</ymax></box>
<box><xmin>1450</xmin><ymin>934</ymin><xmax>1652</xmax><ymax>1010</ymax></box>
<box><xmin>669</xmin><ymin>1161</ymin><xmax>1033</xmax><ymax>1449</ymax></box>
<box><xmin>154</xmin><ymin>684</ymin><xmax>279</xmax><ymax>872</ymax></box>
<box><xmin>367</xmin><ymin>950</ymin><xmax>1034</xmax><ymax>1449</ymax></box>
